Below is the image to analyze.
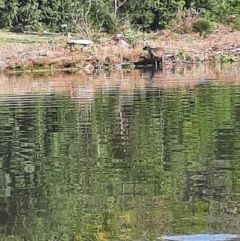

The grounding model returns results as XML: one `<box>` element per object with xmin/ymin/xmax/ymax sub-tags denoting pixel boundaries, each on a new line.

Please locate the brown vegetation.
<box><xmin>0</xmin><ymin>25</ymin><xmax>240</xmax><ymax>74</ymax></box>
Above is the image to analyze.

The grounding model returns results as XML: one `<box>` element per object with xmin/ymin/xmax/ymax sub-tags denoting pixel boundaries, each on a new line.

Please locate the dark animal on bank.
<box><xmin>143</xmin><ymin>45</ymin><xmax>165</xmax><ymax>69</ymax></box>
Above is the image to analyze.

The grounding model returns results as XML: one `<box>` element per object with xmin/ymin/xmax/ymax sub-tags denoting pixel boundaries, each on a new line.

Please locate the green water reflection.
<box><xmin>0</xmin><ymin>84</ymin><xmax>240</xmax><ymax>241</ymax></box>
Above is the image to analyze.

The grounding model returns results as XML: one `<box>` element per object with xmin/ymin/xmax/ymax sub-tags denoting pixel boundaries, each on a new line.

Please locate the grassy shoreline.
<box><xmin>0</xmin><ymin>26</ymin><xmax>240</xmax><ymax>75</ymax></box>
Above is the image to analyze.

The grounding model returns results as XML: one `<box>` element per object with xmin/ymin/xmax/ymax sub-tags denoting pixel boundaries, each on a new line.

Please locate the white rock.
<box><xmin>67</xmin><ymin>39</ymin><xmax>93</xmax><ymax>46</ymax></box>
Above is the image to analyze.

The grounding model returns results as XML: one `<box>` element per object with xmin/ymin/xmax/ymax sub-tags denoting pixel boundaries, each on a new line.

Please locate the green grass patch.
<box><xmin>0</xmin><ymin>29</ymin><xmax>62</xmax><ymax>45</ymax></box>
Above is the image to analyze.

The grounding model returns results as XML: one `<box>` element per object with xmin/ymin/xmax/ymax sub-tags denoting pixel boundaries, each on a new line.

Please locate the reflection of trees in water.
<box><xmin>1</xmin><ymin>85</ymin><xmax>240</xmax><ymax>239</ymax></box>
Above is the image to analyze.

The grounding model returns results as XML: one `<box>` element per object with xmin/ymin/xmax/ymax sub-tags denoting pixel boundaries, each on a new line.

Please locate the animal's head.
<box><xmin>142</xmin><ymin>41</ymin><xmax>151</xmax><ymax>50</ymax></box>
<box><xmin>142</xmin><ymin>45</ymin><xmax>151</xmax><ymax>51</ymax></box>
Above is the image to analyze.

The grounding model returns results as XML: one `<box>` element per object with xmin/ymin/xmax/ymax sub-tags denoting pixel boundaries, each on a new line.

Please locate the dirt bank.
<box><xmin>0</xmin><ymin>26</ymin><xmax>240</xmax><ymax>74</ymax></box>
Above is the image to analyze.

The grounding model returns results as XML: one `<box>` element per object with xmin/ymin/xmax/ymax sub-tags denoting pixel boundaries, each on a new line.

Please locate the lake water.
<box><xmin>1</xmin><ymin>65</ymin><xmax>240</xmax><ymax>241</ymax></box>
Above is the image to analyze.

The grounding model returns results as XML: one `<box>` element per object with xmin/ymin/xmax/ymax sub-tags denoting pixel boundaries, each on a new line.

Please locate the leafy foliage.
<box><xmin>0</xmin><ymin>0</ymin><xmax>4</xmax><ymax>8</ymax></box>
<box><xmin>0</xmin><ymin>0</ymin><xmax>239</xmax><ymax>33</ymax></box>
<box><xmin>192</xmin><ymin>19</ymin><xmax>211</xmax><ymax>36</ymax></box>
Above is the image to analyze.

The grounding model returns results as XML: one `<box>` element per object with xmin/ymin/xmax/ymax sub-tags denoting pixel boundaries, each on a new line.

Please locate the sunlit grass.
<box><xmin>0</xmin><ymin>29</ymin><xmax>62</xmax><ymax>45</ymax></box>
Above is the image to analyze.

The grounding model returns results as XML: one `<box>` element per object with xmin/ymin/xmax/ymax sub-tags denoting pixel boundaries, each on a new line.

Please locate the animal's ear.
<box><xmin>144</xmin><ymin>41</ymin><xmax>149</xmax><ymax>46</ymax></box>
<box><xmin>142</xmin><ymin>41</ymin><xmax>149</xmax><ymax>50</ymax></box>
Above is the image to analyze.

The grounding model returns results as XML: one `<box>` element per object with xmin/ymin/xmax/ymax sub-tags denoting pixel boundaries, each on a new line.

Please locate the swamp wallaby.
<box><xmin>143</xmin><ymin>46</ymin><xmax>165</xmax><ymax>69</ymax></box>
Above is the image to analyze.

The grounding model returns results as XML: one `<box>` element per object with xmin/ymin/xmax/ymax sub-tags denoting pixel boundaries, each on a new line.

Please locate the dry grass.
<box><xmin>1</xmin><ymin>25</ymin><xmax>240</xmax><ymax>73</ymax></box>
<box><xmin>153</xmin><ymin>25</ymin><xmax>240</xmax><ymax>63</ymax></box>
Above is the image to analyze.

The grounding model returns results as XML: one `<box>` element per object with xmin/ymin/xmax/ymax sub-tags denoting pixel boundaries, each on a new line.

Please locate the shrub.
<box><xmin>192</xmin><ymin>19</ymin><xmax>211</xmax><ymax>36</ymax></box>
<box><xmin>233</xmin><ymin>16</ymin><xmax>240</xmax><ymax>31</ymax></box>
